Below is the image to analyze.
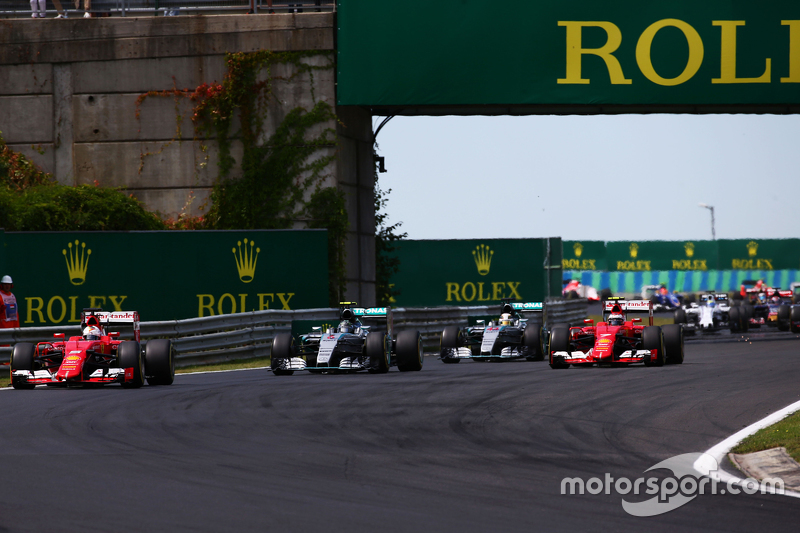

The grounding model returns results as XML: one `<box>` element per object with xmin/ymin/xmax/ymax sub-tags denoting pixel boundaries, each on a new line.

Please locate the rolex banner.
<box><xmin>0</xmin><ymin>230</ymin><xmax>329</xmax><ymax>326</ymax></box>
<box><xmin>564</xmin><ymin>239</ymin><xmax>800</xmax><ymax>271</ymax></box>
<box><xmin>390</xmin><ymin>238</ymin><xmax>562</xmax><ymax>307</ymax></box>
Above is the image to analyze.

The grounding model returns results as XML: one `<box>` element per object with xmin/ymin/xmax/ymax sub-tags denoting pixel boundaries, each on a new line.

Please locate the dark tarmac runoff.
<box><xmin>2</xmin><ymin>338</ymin><xmax>800</xmax><ymax>532</ymax></box>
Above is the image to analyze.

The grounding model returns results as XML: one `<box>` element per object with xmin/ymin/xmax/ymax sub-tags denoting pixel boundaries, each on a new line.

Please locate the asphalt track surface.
<box><xmin>2</xmin><ymin>337</ymin><xmax>800</xmax><ymax>532</ymax></box>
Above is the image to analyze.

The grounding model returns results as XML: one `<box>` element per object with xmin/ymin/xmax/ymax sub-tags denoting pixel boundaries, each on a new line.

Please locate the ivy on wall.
<box><xmin>138</xmin><ymin>50</ymin><xmax>348</xmax><ymax>305</ymax></box>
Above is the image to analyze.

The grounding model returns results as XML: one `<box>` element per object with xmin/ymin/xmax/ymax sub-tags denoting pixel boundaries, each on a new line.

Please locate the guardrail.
<box><xmin>0</xmin><ymin>301</ymin><xmax>587</xmax><ymax>367</ymax></box>
<box><xmin>0</xmin><ymin>0</ymin><xmax>334</xmax><ymax>18</ymax></box>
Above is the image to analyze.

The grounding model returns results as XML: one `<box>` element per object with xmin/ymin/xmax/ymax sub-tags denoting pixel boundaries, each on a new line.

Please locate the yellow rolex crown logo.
<box><xmin>233</xmin><ymin>239</ymin><xmax>260</xmax><ymax>283</ymax></box>
<box><xmin>629</xmin><ymin>243</ymin><xmax>639</xmax><ymax>259</ymax></box>
<box><xmin>685</xmin><ymin>242</ymin><xmax>695</xmax><ymax>258</ymax></box>
<box><xmin>573</xmin><ymin>242</ymin><xmax>583</xmax><ymax>258</ymax></box>
<box><xmin>62</xmin><ymin>240</ymin><xmax>91</xmax><ymax>286</ymax></box>
<box><xmin>472</xmin><ymin>244</ymin><xmax>494</xmax><ymax>276</ymax></box>
<box><xmin>747</xmin><ymin>241</ymin><xmax>758</xmax><ymax>257</ymax></box>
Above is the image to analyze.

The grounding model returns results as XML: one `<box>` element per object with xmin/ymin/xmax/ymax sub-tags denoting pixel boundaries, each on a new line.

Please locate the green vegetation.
<box><xmin>1</xmin><ymin>368</ymin><xmax>9</xmax><ymax>388</ymax></box>
<box><xmin>731</xmin><ymin>411</ymin><xmax>800</xmax><ymax>464</ymax></box>
<box><xmin>176</xmin><ymin>357</ymin><xmax>270</xmax><ymax>374</ymax></box>
<box><xmin>374</xmin><ymin>153</ymin><xmax>406</xmax><ymax>307</ymax></box>
<box><xmin>136</xmin><ymin>51</ymin><xmax>348</xmax><ymax>305</ymax></box>
<box><xmin>0</xmin><ymin>131</ymin><xmax>166</xmax><ymax>231</ymax></box>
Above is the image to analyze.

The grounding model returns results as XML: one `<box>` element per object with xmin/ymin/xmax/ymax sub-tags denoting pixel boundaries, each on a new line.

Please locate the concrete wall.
<box><xmin>0</xmin><ymin>13</ymin><xmax>376</xmax><ymax>305</ymax></box>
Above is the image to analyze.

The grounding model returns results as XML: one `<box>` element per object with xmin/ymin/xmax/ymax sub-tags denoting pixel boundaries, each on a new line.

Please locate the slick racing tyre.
<box><xmin>396</xmin><ymin>330</ymin><xmax>423</xmax><ymax>372</ymax></box>
<box><xmin>439</xmin><ymin>326</ymin><xmax>462</xmax><ymax>364</ymax></box>
<box><xmin>729</xmin><ymin>306</ymin><xmax>742</xmax><ymax>333</ymax></box>
<box><xmin>662</xmin><ymin>324</ymin><xmax>684</xmax><ymax>365</ymax></box>
<box><xmin>10</xmin><ymin>342</ymin><xmax>36</xmax><ymax>390</ymax></box>
<box><xmin>144</xmin><ymin>339</ymin><xmax>175</xmax><ymax>386</ymax></box>
<box><xmin>523</xmin><ymin>323</ymin><xmax>543</xmax><ymax>361</ymax></box>
<box><xmin>270</xmin><ymin>333</ymin><xmax>295</xmax><ymax>376</ymax></box>
<box><xmin>118</xmin><ymin>341</ymin><xmax>145</xmax><ymax>388</ymax></box>
<box><xmin>548</xmin><ymin>325</ymin><xmax>570</xmax><ymax>369</ymax></box>
<box><xmin>642</xmin><ymin>326</ymin><xmax>664</xmax><ymax>367</ymax></box>
<box><xmin>778</xmin><ymin>305</ymin><xmax>791</xmax><ymax>332</ymax></box>
<box><xmin>791</xmin><ymin>306</ymin><xmax>800</xmax><ymax>334</ymax></box>
<box><xmin>673</xmin><ymin>308</ymin><xmax>687</xmax><ymax>325</ymax></box>
<box><xmin>366</xmin><ymin>330</ymin><xmax>390</xmax><ymax>374</ymax></box>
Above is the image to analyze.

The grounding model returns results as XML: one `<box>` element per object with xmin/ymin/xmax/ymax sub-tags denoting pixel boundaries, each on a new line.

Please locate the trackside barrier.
<box><xmin>0</xmin><ymin>302</ymin><xmax>586</xmax><ymax>366</ymax></box>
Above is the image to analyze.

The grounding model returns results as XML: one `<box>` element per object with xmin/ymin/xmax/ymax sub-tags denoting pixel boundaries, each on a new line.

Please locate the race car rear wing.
<box><xmin>602</xmin><ymin>299</ymin><xmax>652</xmax><ymax>312</ymax></box>
<box><xmin>511</xmin><ymin>302</ymin><xmax>544</xmax><ymax>312</ymax></box>
<box><xmin>602</xmin><ymin>297</ymin><xmax>654</xmax><ymax>325</ymax></box>
<box><xmin>342</xmin><ymin>303</ymin><xmax>394</xmax><ymax>340</ymax></box>
<box><xmin>81</xmin><ymin>308</ymin><xmax>140</xmax><ymax>341</ymax></box>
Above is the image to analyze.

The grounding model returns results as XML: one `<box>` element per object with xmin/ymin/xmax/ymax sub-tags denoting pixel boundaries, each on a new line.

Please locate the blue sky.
<box><xmin>374</xmin><ymin>114</ymin><xmax>799</xmax><ymax>242</ymax></box>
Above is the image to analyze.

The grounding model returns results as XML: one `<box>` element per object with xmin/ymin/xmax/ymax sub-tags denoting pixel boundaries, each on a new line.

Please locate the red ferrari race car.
<box><xmin>548</xmin><ymin>298</ymin><xmax>684</xmax><ymax>369</ymax></box>
<box><xmin>10</xmin><ymin>308</ymin><xmax>174</xmax><ymax>389</ymax></box>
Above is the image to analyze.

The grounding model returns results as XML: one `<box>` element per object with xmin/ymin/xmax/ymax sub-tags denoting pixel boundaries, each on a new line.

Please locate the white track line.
<box><xmin>694</xmin><ymin>398</ymin><xmax>800</xmax><ymax>499</ymax></box>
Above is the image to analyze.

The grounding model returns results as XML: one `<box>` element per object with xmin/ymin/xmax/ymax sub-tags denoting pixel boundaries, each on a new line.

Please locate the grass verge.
<box><xmin>176</xmin><ymin>357</ymin><xmax>270</xmax><ymax>374</ymax></box>
<box><xmin>1</xmin><ymin>366</ymin><xmax>9</xmax><ymax>388</ymax></box>
<box><xmin>731</xmin><ymin>411</ymin><xmax>800</xmax><ymax>464</ymax></box>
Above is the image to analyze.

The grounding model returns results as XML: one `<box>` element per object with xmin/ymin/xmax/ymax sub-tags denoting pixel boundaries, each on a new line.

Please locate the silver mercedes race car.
<box><xmin>269</xmin><ymin>303</ymin><xmax>423</xmax><ymax>375</ymax></box>
<box><xmin>438</xmin><ymin>300</ymin><xmax>544</xmax><ymax>363</ymax></box>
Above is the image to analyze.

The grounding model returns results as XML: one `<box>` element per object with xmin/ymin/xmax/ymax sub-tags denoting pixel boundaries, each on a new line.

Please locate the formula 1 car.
<box><xmin>438</xmin><ymin>300</ymin><xmax>544</xmax><ymax>363</ymax></box>
<box><xmin>642</xmin><ymin>284</ymin><xmax>682</xmax><ymax>312</ymax></box>
<box><xmin>734</xmin><ymin>288</ymin><xmax>797</xmax><ymax>332</ymax></box>
<box><xmin>548</xmin><ymin>298</ymin><xmax>683</xmax><ymax>369</ymax></box>
<box><xmin>269</xmin><ymin>303</ymin><xmax>423</xmax><ymax>375</ymax></box>
<box><xmin>10</xmin><ymin>308</ymin><xmax>174</xmax><ymax>389</ymax></box>
<box><xmin>674</xmin><ymin>292</ymin><xmax>732</xmax><ymax>335</ymax></box>
<box><xmin>563</xmin><ymin>279</ymin><xmax>599</xmax><ymax>301</ymax></box>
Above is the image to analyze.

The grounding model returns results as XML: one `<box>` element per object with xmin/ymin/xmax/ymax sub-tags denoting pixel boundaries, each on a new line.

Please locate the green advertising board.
<box><xmin>391</xmin><ymin>238</ymin><xmax>561</xmax><ymax>307</ymax></box>
<box><xmin>605</xmin><ymin>240</ymin><xmax>721</xmax><ymax>271</ymax></box>
<box><xmin>0</xmin><ymin>230</ymin><xmax>329</xmax><ymax>326</ymax></box>
<box><xmin>562</xmin><ymin>241</ymin><xmax>607</xmax><ymax>271</ymax></box>
<box><xmin>718</xmin><ymin>238</ymin><xmax>800</xmax><ymax>270</ymax></box>
<box><xmin>338</xmin><ymin>1</ymin><xmax>800</xmax><ymax>111</ymax></box>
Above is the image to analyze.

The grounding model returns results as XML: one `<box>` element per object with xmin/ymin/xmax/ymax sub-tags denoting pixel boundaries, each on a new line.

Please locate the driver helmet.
<box><xmin>707</xmin><ymin>299</ymin><xmax>716</xmax><ymax>308</ymax></box>
<box><xmin>83</xmin><ymin>326</ymin><xmax>102</xmax><ymax>340</ymax></box>
<box><xmin>771</xmin><ymin>295</ymin><xmax>781</xmax><ymax>304</ymax></box>
<box><xmin>337</xmin><ymin>321</ymin><xmax>354</xmax><ymax>334</ymax></box>
<box><xmin>758</xmin><ymin>293</ymin><xmax>767</xmax><ymax>304</ymax></box>
<box><xmin>499</xmin><ymin>313</ymin><xmax>514</xmax><ymax>326</ymax></box>
<box><xmin>608</xmin><ymin>313</ymin><xmax>624</xmax><ymax>326</ymax></box>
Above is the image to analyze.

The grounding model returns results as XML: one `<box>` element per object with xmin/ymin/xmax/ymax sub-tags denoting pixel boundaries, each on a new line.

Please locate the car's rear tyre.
<box><xmin>145</xmin><ymin>339</ymin><xmax>175</xmax><ymax>385</ymax></box>
<box><xmin>642</xmin><ymin>326</ymin><xmax>664</xmax><ymax>367</ymax></box>
<box><xmin>366</xmin><ymin>331</ymin><xmax>390</xmax><ymax>373</ymax></box>
<box><xmin>523</xmin><ymin>323</ymin><xmax>543</xmax><ymax>361</ymax></box>
<box><xmin>548</xmin><ymin>325</ymin><xmax>570</xmax><ymax>369</ymax></box>
<box><xmin>396</xmin><ymin>330</ymin><xmax>423</xmax><ymax>372</ymax></box>
<box><xmin>674</xmin><ymin>308</ymin><xmax>686</xmax><ymax>325</ymax></box>
<box><xmin>729</xmin><ymin>306</ymin><xmax>742</xmax><ymax>332</ymax></box>
<box><xmin>10</xmin><ymin>342</ymin><xmax>36</xmax><ymax>389</ymax></box>
<box><xmin>118</xmin><ymin>341</ymin><xmax>144</xmax><ymax>388</ymax></box>
<box><xmin>791</xmin><ymin>306</ymin><xmax>800</xmax><ymax>333</ymax></box>
<box><xmin>662</xmin><ymin>324</ymin><xmax>684</xmax><ymax>365</ymax></box>
<box><xmin>439</xmin><ymin>326</ymin><xmax>462</xmax><ymax>364</ymax></box>
<box><xmin>778</xmin><ymin>305</ymin><xmax>791</xmax><ymax>331</ymax></box>
<box><xmin>270</xmin><ymin>333</ymin><xmax>295</xmax><ymax>376</ymax></box>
